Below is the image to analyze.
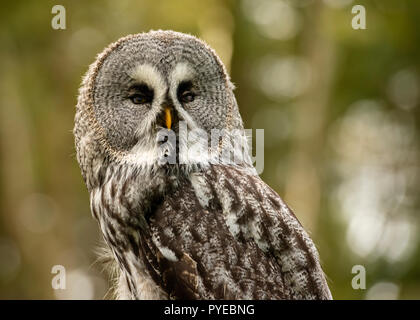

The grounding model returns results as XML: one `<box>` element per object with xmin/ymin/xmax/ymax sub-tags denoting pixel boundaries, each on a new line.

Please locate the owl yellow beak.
<box><xmin>164</xmin><ymin>107</ymin><xmax>172</xmax><ymax>130</ymax></box>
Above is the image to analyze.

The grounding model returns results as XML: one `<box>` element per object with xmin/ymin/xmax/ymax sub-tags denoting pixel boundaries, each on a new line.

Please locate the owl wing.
<box><xmin>140</xmin><ymin>165</ymin><xmax>332</xmax><ymax>300</ymax></box>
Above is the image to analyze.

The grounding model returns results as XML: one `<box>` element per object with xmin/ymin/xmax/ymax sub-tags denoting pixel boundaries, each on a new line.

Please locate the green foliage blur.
<box><xmin>0</xmin><ymin>0</ymin><xmax>419</xmax><ymax>299</ymax></box>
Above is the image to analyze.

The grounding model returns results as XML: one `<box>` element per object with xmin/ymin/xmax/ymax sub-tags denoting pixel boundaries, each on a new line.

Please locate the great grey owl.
<box><xmin>74</xmin><ymin>30</ymin><xmax>332</xmax><ymax>300</ymax></box>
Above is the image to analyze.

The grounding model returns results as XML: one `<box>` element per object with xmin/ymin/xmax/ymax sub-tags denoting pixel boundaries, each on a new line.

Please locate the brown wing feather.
<box><xmin>96</xmin><ymin>162</ymin><xmax>331</xmax><ymax>299</ymax></box>
<box><xmin>141</xmin><ymin>165</ymin><xmax>331</xmax><ymax>299</ymax></box>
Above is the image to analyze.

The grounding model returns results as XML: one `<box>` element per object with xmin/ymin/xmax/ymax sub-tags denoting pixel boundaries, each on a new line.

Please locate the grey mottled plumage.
<box><xmin>74</xmin><ymin>30</ymin><xmax>332</xmax><ymax>300</ymax></box>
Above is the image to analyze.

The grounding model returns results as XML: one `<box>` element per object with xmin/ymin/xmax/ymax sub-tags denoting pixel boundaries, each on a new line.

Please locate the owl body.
<box><xmin>74</xmin><ymin>30</ymin><xmax>332</xmax><ymax>300</ymax></box>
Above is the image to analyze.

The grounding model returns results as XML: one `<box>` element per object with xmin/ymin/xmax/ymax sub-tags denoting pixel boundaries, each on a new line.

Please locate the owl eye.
<box><xmin>130</xmin><ymin>94</ymin><xmax>150</xmax><ymax>104</ymax></box>
<box><xmin>177</xmin><ymin>81</ymin><xmax>196</xmax><ymax>104</ymax></box>
<box><xmin>180</xmin><ymin>91</ymin><xmax>195</xmax><ymax>103</ymax></box>
<box><xmin>128</xmin><ymin>84</ymin><xmax>154</xmax><ymax>105</ymax></box>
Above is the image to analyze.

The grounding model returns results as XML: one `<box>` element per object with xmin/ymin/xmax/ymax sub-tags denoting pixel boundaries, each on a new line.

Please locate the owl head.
<box><xmin>74</xmin><ymin>30</ymin><xmax>250</xmax><ymax>189</ymax></box>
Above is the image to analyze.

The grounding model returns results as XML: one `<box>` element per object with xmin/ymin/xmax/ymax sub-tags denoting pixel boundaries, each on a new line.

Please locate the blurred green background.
<box><xmin>0</xmin><ymin>0</ymin><xmax>419</xmax><ymax>299</ymax></box>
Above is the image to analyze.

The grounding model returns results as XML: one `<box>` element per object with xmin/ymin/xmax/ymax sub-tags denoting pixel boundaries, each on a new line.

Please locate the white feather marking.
<box><xmin>190</xmin><ymin>173</ymin><xmax>211</xmax><ymax>208</ymax></box>
<box><xmin>170</xmin><ymin>62</ymin><xmax>194</xmax><ymax>84</ymax></box>
<box><xmin>129</xmin><ymin>64</ymin><xmax>166</xmax><ymax>95</ymax></box>
<box><xmin>151</xmin><ymin>233</ymin><xmax>179</xmax><ymax>262</ymax></box>
<box><xmin>124</xmin><ymin>143</ymin><xmax>159</xmax><ymax>166</ymax></box>
<box><xmin>225</xmin><ymin>211</ymin><xmax>240</xmax><ymax>237</ymax></box>
<box><xmin>159</xmin><ymin>247</ymin><xmax>178</xmax><ymax>262</ymax></box>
